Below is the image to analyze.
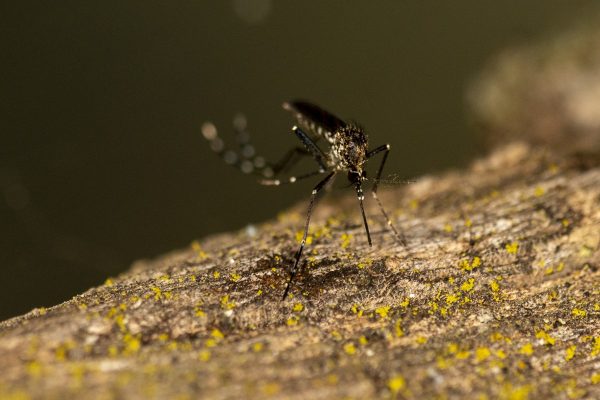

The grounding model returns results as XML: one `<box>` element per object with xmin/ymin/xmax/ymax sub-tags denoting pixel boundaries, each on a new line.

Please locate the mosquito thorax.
<box><xmin>331</xmin><ymin>124</ymin><xmax>368</xmax><ymax>170</ymax></box>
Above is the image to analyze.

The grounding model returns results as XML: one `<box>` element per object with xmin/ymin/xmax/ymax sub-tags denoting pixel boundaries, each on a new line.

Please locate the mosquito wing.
<box><xmin>283</xmin><ymin>100</ymin><xmax>346</xmax><ymax>142</ymax></box>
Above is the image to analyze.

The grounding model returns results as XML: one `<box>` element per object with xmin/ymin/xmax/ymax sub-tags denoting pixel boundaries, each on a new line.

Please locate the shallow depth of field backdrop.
<box><xmin>1</xmin><ymin>1</ymin><xmax>596</xmax><ymax>320</ymax></box>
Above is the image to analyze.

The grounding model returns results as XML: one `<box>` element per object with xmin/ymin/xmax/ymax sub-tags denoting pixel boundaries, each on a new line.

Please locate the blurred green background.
<box><xmin>1</xmin><ymin>1</ymin><xmax>595</xmax><ymax>320</ymax></box>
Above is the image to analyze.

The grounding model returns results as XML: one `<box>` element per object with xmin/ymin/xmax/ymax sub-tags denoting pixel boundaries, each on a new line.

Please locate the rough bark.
<box><xmin>2</xmin><ymin>18</ymin><xmax>600</xmax><ymax>400</ymax></box>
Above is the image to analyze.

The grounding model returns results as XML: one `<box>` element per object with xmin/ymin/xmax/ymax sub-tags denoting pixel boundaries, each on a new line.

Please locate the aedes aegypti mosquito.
<box><xmin>202</xmin><ymin>100</ymin><xmax>406</xmax><ymax>299</ymax></box>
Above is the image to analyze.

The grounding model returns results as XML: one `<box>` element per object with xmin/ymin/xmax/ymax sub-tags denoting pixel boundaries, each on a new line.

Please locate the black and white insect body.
<box><xmin>202</xmin><ymin>100</ymin><xmax>406</xmax><ymax>299</ymax></box>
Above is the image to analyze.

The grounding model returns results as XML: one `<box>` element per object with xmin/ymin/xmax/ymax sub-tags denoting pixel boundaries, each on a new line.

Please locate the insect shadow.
<box><xmin>202</xmin><ymin>100</ymin><xmax>406</xmax><ymax>299</ymax></box>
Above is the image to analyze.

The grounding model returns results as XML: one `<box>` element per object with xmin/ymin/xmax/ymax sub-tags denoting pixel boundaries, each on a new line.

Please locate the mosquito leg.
<box><xmin>292</xmin><ymin>126</ymin><xmax>328</xmax><ymax>172</ymax></box>
<box><xmin>270</xmin><ymin>147</ymin><xmax>311</xmax><ymax>176</ymax></box>
<box><xmin>355</xmin><ymin>182</ymin><xmax>372</xmax><ymax>246</ymax></box>
<box><xmin>202</xmin><ymin>117</ymin><xmax>323</xmax><ymax>180</ymax></box>
<box><xmin>367</xmin><ymin>144</ymin><xmax>407</xmax><ymax>246</ymax></box>
<box><xmin>259</xmin><ymin>169</ymin><xmax>325</xmax><ymax>186</ymax></box>
<box><xmin>201</xmin><ymin>117</ymin><xmax>278</xmax><ymax>178</ymax></box>
<box><xmin>282</xmin><ymin>171</ymin><xmax>335</xmax><ymax>300</ymax></box>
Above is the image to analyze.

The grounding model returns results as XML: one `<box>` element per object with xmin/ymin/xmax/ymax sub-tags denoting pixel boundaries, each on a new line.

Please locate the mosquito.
<box><xmin>201</xmin><ymin>100</ymin><xmax>406</xmax><ymax>299</ymax></box>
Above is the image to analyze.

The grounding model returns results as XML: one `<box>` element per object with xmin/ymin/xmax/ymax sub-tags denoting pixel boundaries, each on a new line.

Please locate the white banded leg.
<box><xmin>367</xmin><ymin>144</ymin><xmax>407</xmax><ymax>246</ymax></box>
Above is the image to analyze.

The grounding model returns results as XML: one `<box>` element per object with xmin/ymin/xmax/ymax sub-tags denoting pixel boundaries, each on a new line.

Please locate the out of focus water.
<box><xmin>1</xmin><ymin>1</ymin><xmax>596</xmax><ymax>320</ymax></box>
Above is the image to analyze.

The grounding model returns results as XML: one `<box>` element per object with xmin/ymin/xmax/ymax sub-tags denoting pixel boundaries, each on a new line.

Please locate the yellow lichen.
<box><xmin>475</xmin><ymin>347</ymin><xmax>491</xmax><ymax>362</ymax></box>
<box><xmin>167</xmin><ymin>341</ymin><xmax>178</xmax><ymax>351</ymax></box>
<box><xmin>447</xmin><ymin>343</ymin><xmax>458</xmax><ymax>354</ymax></box>
<box><xmin>428</xmin><ymin>301</ymin><xmax>439</xmax><ymax>314</ymax></box>
<box><xmin>359</xmin><ymin>336</ymin><xmax>368</xmax><ymax>345</ymax></box>
<box><xmin>415</xmin><ymin>336</ymin><xmax>427</xmax><ymax>345</ymax></box>
<box><xmin>436</xmin><ymin>356</ymin><xmax>450</xmax><ymax>369</ymax></box>
<box><xmin>376</xmin><ymin>306</ymin><xmax>391</xmax><ymax>319</ymax></box>
<box><xmin>108</xmin><ymin>345</ymin><xmax>118</xmax><ymax>357</ymax></box>
<box><xmin>459</xmin><ymin>256</ymin><xmax>481</xmax><ymax>271</ymax></box>
<box><xmin>229</xmin><ymin>273</ymin><xmax>241</xmax><ymax>282</ymax></box>
<box><xmin>571</xmin><ymin>308</ymin><xmax>587</xmax><ymax>318</ymax></box>
<box><xmin>252</xmin><ymin>342</ymin><xmax>263</xmax><ymax>352</ymax></box>
<box><xmin>490</xmin><ymin>332</ymin><xmax>504</xmax><ymax>342</ymax></box>
<box><xmin>212</xmin><ymin>270</ymin><xmax>221</xmax><ymax>279</ymax></box>
<box><xmin>394</xmin><ymin>319</ymin><xmax>404</xmax><ymax>338</ymax></box>
<box><xmin>388</xmin><ymin>375</ymin><xmax>405</xmax><ymax>396</ymax></box>
<box><xmin>534</xmin><ymin>186</ymin><xmax>545</xmax><ymax>197</ymax></box>
<box><xmin>286</xmin><ymin>316</ymin><xmax>299</xmax><ymax>326</ymax></box>
<box><xmin>104</xmin><ymin>278</ymin><xmax>114</xmax><ymax>287</ymax></box>
<box><xmin>591</xmin><ymin>373</ymin><xmax>600</xmax><ymax>385</ymax></box>
<box><xmin>260</xmin><ymin>383</ymin><xmax>281</xmax><ymax>396</ymax></box>
<box><xmin>460</xmin><ymin>278</ymin><xmax>475</xmax><ymax>292</ymax></box>
<box><xmin>357</xmin><ymin>258</ymin><xmax>374</xmax><ymax>269</ymax></box>
<box><xmin>591</xmin><ymin>337</ymin><xmax>600</xmax><ymax>357</ymax></box>
<box><xmin>535</xmin><ymin>330</ymin><xmax>555</xmax><ymax>346</ymax></box>
<box><xmin>500</xmin><ymin>383</ymin><xmax>531</xmax><ymax>400</ymax></box>
<box><xmin>343</xmin><ymin>342</ymin><xmax>356</xmax><ymax>355</ymax></box>
<box><xmin>123</xmin><ymin>334</ymin><xmax>141</xmax><ymax>355</ymax></box>
<box><xmin>295</xmin><ymin>230</ymin><xmax>312</xmax><ymax>245</ymax></box>
<box><xmin>151</xmin><ymin>286</ymin><xmax>162</xmax><ymax>301</ymax></box>
<box><xmin>565</xmin><ymin>345</ymin><xmax>576</xmax><ymax>361</ymax></box>
<box><xmin>340</xmin><ymin>233</ymin><xmax>352</xmax><ymax>249</ymax></box>
<box><xmin>351</xmin><ymin>304</ymin><xmax>364</xmax><ymax>317</ymax></box>
<box><xmin>198</xmin><ymin>349</ymin><xmax>211</xmax><ymax>362</ymax></box>
<box><xmin>519</xmin><ymin>343</ymin><xmax>533</xmax><ymax>356</ymax></box>
<box><xmin>158</xmin><ymin>333</ymin><xmax>169</xmax><ymax>342</ymax></box>
<box><xmin>292</xmin><ymin>302</ymin><xmax>304</xmax><ymax>312</ymax></box>
<box><xmin>409</xmin><ymin>199</ymin><xmax>419</xmax><ymax>210</ymax></box>
<box><xmin>194</xmin><ymin>307</ymin><xmax>206</xmax><ymax>318</ymax></box>
<box><xmin>505</xmin><ymin>241</ymin><xmax>519</xmax><ymax>255</ymax></box>
<box><xmin>114</xmin><ymin>314</ymin><xmax>126</xmax><ymax>332</ymax></box>
<box><xmin>326</xmin><ymin>374</ymin><xmax>339</xmax><ymax>385</ymax></box>
<box><xmin>489</xmin><ymin>279</ymin><xmax>502</xmax><ymax>301</ymax></box>
<box><xmin>106</xmin><ymin>307</ymin><xmax>118</xmax><ymax>318</ymax></box>
<box><xmin>191</xmin><ymin>240</ymin><xmax>208</xmax><ymax>261</ymax></box>
<box><xmin>445</xmin><ymin>293</ymin><xmax>460</xmax><ymax>305</ymax></box>
<box><xmin>210</xmin><ymin>329</ymin><xmax>224</xmax><ymax>340</ymax></box>
<box><xmin>26</xmin><ymin>361</ymin><xmax>43</xmax><ymax>378</ymax></box>
<box><xmin>220</xmin><ymin>295</ymin><xmax>235</xmax><ymax>310</ymax></box>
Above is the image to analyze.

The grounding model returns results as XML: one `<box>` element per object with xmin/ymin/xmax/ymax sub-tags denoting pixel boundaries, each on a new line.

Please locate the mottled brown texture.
<box><xmin>0</xmin><ymin>141</ymin><xmax>599</xmax><ymax>400</ymax></box>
